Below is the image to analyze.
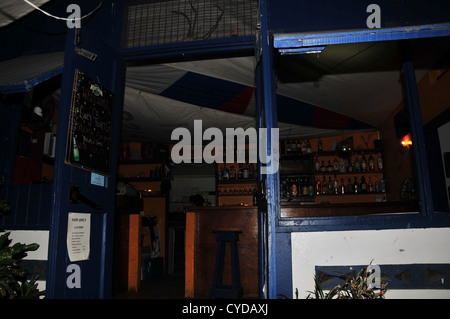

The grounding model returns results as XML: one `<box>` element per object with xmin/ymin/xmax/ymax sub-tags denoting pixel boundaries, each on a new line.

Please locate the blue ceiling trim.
<box><xmin>274</xmin><ymin>23</ymin><xmax>450</xmax><ymax>49</ymax></box>
<box><xmin>0</xmin><ymin>66</ymin><xmax>63</xmax><ymax>94</ymax></box>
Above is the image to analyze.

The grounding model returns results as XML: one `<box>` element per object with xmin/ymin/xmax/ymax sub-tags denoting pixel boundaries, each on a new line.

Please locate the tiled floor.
<box><xmin>114</xmin><ymin>271</ymin><xmax>185</xmax><ymax>299</ymax></box>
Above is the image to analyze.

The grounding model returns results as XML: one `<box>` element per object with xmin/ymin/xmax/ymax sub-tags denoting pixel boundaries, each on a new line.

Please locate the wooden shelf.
<box><xmin>217</xmin><ymin>178</ymin><xmax>257</xmax><ymax>184</ymax></box>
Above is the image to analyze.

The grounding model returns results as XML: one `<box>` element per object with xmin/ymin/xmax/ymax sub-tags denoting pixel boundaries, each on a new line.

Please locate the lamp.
<box><xmin>400</xmin><ymin>133</ymin><xmax>412</xmax><ymax>154</ymax></box>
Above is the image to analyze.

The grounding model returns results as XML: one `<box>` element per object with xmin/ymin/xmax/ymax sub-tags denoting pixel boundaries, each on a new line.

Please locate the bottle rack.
<box><xmin>216</xmin><ymin>162</ymin><xmax>258</xmax><ymax>206</ymax></box>
<box><xmin>280</xmin><ymin>134</ymin><xmax>386</xmax><ymax>204</ymax></box>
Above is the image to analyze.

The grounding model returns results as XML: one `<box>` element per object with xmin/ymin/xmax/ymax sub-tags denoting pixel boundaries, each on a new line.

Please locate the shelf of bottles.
<box><xmin>280</xmin><ymin>135</ymin><xmax>387</xmax><ymax>204</ymax></box>
<box><xmin>216</xmin><ymin>162</ymin><xmax>258</xmax><ymax>206</ymax></box>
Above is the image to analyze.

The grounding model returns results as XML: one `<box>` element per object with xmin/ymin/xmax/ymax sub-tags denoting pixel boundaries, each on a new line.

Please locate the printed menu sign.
<box><xmin>67</xmin><ymin>212</ymin><xmax>90</xmax><ymax>262</ymax></box>
<box><xmin>66</xmin><ymin>69</ymin><xmax>113</xmax><ymax>174</ymax></box>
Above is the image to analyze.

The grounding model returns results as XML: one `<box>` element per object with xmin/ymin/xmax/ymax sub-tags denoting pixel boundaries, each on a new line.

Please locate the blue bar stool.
<box><xmin>210</xmin><ymin>230</ymin><xmax>243</xmax><ymax>298</ymax></box>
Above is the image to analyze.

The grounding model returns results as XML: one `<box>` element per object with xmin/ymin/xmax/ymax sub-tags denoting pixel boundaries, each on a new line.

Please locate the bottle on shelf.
<box><xmin>308</xmin><ymin>179</ymin><xmax>314</xmax><ymax>196</ymax></box>
<box><xmin>339</xmin><ymin>157</ymin><xmax>346</xmax><ymax>173</ymax></box>
<box><xmin>360</xmin><ymin>176</ymin><xmax>367</xmax><ymax>193</ymax></box>
<box><xmin>379</xmin><ymin>177</ymin><xmax>386</xmax><ymax>193</ymax></box>
<box><xmin>296</xmin><ymin>140</ymin><xmax>302</xmax><ymax>155</ymax></box>
<box><xmin>322</xmin><ymin>175</ymin><xmax>327</xmax><ymax>195</ymax></box>
<box><xmin>333</xmin><ymin>175</ymin><xmax>339</xmax><ymax>195</ymax></box>
<box><xmin>286</xmin><ymin>140</ymin><xmax>292</xmax><ymax>155</ymax></box>
<box><xmin>361</xmin><ymin>152</ymin><xmax>367</xmax><ymax>172</ymax></box>
<box><xmin>328</xmin><ymin>176</ymin><xmax>333</xmax><ymax>195</ymax></box>
<box><xmin>301</xmin><ymin>140</ymin><xmax>307</xmax><ymax>154</ymax></box>
<box><xmin>347</xmin><ymin>177</ymin><xmax>353</xmax><ymax>194</ymax></box>
<box><xmin>377</xmin><ymin>152</ymin><xmax>383</xmax><ymax>171</ymax></box>
<box><xmin>302</xmin><ymin>178</ymin><xmax>308</xmax><ymax>196</ymax></box>
<box><xmin>229</xmin><ymin>166</ymin><xmax>236</xmax><ymax>180</ymax></box>
<box><xmin>368</xmin><ymin>153</ymin><xmax>375</xmax><ymax>171</ymax></box>
<box><xmin>318</xmin><ymin>138</ymin><xmax>323</xmax><ymax>152</ymax></box>
<box><xmin>253</xmin><ymin>187</ymin><xmax>258</xmax><ymax>206</ymax></box>
<box><xmin>291</xmin><ymin>140</ymin><xmax>297</xmax><ymax>155</ymax></box>
<box><xmin>315</xmin><ymin>155</ymin><xmax>320</xmax><ymax>173</ymax></box>
<box><xmin>354</xmin><ymin>153</ymin><xmax>361</xmax><ymax>172</ymax></box>
<box><xmin>340</xmin><ymin>178</ymin><xmax>346</xmax><ymax>195</ymax></box>
<box><xmin>242</xmin><ymin>163</ymin><xmax>249</xmax><ymax>179</ymax></box>
<box><xmin>316</xmin><ymin>178</ymin><xmax>322</xmax><ymax>195</ymax></box>
<box><xmin>238</xmin><ymin>163</ymin><xmax>243</xmax><ymax>179</ymax></box>
<box><xmin>368</xmin><ymin>176</ymin><xmax>374</xmax><ymax>193</ymax></box>
<box><xmin>353</xmin><ymin>177</ymin><xmax>360</xmax><ymax>194</ymax></box>
<box><xmin>347</xmin><ymin>158</ymin><xmax>354</xmax><ymax>173</ymax></box>
<box><xmin>223</xmin><ymin>166</ymin><xmax>229</xmax><ymax>180</ymax></box>
<box><xmin>375</xmin><ymin>176</ymin><xmax>380</xmax><ymax>193</ymax></box>
<box><xmin>291</xmin><ymin>178</ymin><xmax>298</xmax><ymax>197</ymax></box>
<box><xmin>320</xmin><ymin>161</ymin><xmax>326</xmax><ymax>173</ymax></box>
<box><xmin>333</xmin><ymin>156</ymin><xmax>339</xmax><ymax>173</ymax></box>
<box><xmin>306</xmin><ymin>139</ymin><xmax>312</xmax><ymax>154</ymax></box>
<box><xmin>327</xmin><ymin>160</ymin><xmax>333</xmax><ymax>173</ymax></box>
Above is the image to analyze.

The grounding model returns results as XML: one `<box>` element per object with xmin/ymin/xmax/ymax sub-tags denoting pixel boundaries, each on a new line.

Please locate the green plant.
<box><xmin>0</xmin><ymin>232</ymin><xmax>45</xmax><ymax>299</ymax></box>
<box><xmin>307</xmin><ymin>265</ymin><xmax>387</xmax><ymax>299</ymax></box>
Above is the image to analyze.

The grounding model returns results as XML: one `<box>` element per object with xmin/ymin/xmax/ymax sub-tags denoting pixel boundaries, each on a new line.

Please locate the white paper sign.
<box><xmin>67</xmin><ymin>213</ymin><xmax>91</xmax><ymax>262</ymax></box>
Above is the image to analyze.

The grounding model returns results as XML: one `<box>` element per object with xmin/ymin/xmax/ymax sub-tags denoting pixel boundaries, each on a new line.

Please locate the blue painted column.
<box><xmin>256</xmin><ymin>0</ymin><xmax>280</xmax><ymax>299</ymax></box>
<box><xmin>400</xmin><ymin>42</ymin><xmax>434</xmax><ymax>216</ymax></box>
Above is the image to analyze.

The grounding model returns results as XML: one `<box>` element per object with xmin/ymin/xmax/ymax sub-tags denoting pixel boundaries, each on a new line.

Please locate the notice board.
<box><xmin>66</xmin><ymin>69</ymin><xmax>113</xmax><ymax>175</ymax></box>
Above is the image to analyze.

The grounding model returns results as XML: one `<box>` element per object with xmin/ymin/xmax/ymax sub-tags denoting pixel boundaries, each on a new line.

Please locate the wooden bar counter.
<box><xmin>185</xmin><ymin>206</ymin><xmax>259</xmax><ymax>299</ymax></box>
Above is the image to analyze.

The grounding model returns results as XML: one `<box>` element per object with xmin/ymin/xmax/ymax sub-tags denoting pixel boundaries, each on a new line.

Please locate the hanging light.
<box><xmin>400</xmin><ymin>133</ymin><xmax>412</xmax><ymax>153</ymax></box>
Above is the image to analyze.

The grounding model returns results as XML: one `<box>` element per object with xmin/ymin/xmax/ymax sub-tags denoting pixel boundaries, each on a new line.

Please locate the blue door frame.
<box><xmin>41</xmin><ymin>0</ymin><xmax>450</xmax><ymax>298</ymax></box>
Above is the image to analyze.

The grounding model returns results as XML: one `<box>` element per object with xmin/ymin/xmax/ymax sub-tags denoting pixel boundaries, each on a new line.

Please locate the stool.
<box><xmin>210</xmin><ymin>230</ymin><xmax>243</xmax><ymax>299</ymax></box>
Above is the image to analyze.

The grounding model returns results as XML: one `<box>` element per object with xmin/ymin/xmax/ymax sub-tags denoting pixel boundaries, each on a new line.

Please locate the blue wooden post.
<box><xmin>400</xmin><ymin>42</ymin><xmax>434</xmax><ymax>217</ymax></box>
<box><xmin>256</xmin><ymin>0</ymin><xmax>280</xmax><ymax>299</ymax></box>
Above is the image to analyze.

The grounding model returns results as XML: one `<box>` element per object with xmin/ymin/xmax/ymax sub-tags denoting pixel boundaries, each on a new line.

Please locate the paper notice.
<box><xmin>67</xmin><ymin>212</ymin><xmax>91</xmax><ymax>262</ymax></box>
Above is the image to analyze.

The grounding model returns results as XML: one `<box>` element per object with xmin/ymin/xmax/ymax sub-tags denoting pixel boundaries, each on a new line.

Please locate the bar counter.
<box><xmin>185</xmin><ymin>206</ymin><xmax>259</xmax><ymax>299</ymax></box>
<box><xmin>184</xmin><ymin>200</ymin><xmax>419</xmax><ymax>298</ymax></box>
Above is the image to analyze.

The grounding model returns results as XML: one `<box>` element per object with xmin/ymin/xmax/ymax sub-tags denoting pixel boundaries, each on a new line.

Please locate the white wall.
<box><xmin>291</xmin><ymin>228</ymin><xmax>450</xmax><ymax>299</ymax></box>
<box><xmin>6</xmin><ymin>230</ymin><xmax>49</xmax><ymax>295</ymax></box>
<box><xmin>438</xmin><ymin>121</ymin><xmax>450</xmax><ymax>209</ymax></box>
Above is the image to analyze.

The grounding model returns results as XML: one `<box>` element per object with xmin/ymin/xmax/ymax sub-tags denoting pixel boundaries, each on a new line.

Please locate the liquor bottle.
<box><xmin>327</xmin><ymin>176</ymin><xmax>333</xmax><ymax>195</ymax></box>
<box><xmin>375</xmin><ymin>176</ymin><xmax>380</xmax><ymax>193</ymax></box>
<box><xmin>379</xmin><ymin>177</ymin><xmax>386</xmax><ymax>193</ymax></box>
<box><xmin>361</xmin><ymin>152</ymin><xmax>367</xmax><ymax>172</ymax></box>
<box><xmin>339</xmin><ymin>157</ymin><xmax>346</xmax><ymax>173</ymax></box>
<box><xmin>354</xmin><ymin>153</ymin><xmax>361</xmax><ymax>172</ymax></box>
<box><xmin>301</xmin><ymin>140</ymin><xmax>307</xmax><ymax>153</ymax></box>
<box><xmin>297</xmin><ymin>140</ymin><xmax>302</xmax><ymax>155</ymax></box>
<box><xmin>218</xmin><ymin>167</ymin><xmax>223</xmax><ymax>181</ymax></box>
<box><xmin>368</xmin><ymin>176</ymin><xmax>374</xmax><ymax>193</ymax></box>
<box><xmin>238</xmin><ymin>163</ymin><xmax>243</xmax><ymax>179</ymax></box>
<box><xmin>302</xmin><ymin>178</ymin><xmax>308</xmax><ymax>196</ymax></box>
<box><xmin>353</xmin><ymin>177</ymin><xmax>359</xmax><ymax>194</ymax></box>
<box><xmin>322</xmin><ymin>175</ymin><xmax>327</xmax><ymax>195</ymax></box>
<box><xmin>223</xmin><ymin>166</ymin><xmax>229</xmax><ymax>180</ymax></box>
<box><xmin>318</xmin><ymin>138</ymin><xmax>323</xmax><ymax>152</ymax></box>
<box><xmin>333</xmin><ymin>175</ymin><xmax>339</xmax><ymax>195</ymax></box>
<box><xmin>253</xmin><ymin>188</ymin><xmax>258</xmax><ymax>206</ymax></box>
<box><xmin>377</xmin><ymin>152</ymin><xmax>383</xmax><ymax>171</ymax></box>
<box><xmin>320</xmin><ymin>161</ymin><xmax>326</xmax><ymax>173</ymax></box>
<box><xmin>360</xmin><ymin>176</ymin><xmax>367</xmax><ymax>193</ymax></box>
<box><xmin>287</xmin><ymin>140</ymin><xmax>292</xmax><ymax>155</ymax></box>
<box><xmin>292</xmin><ymin>140</ymin><xmax>297</xmax><ymax>155</ymax></box>
<box><xmin>333</xmin><ymin>156</ymin><xmax>339</xmax><ymax>172</ymax></box>
<box><xmin>291</xmin><ymin>178</ymin><xmax>298</xmax><ymax>197</ymax></box>
<box><xmin>308</xmin><ymin>179</ymin><xmax>314</xmax><ymax>196</ymax></box>
<box><xmin>243</xmin><ymin>163</ymin><xmax>249</xmax><ymax>179</ymax></box>
<box><xmin>347</xmin><ymin>178</ymin><xmax>353</xmax><ymax>194</ymax></box>
<box><xmin>340</xmin><ymin>178</ymin><xmax>346</xmax><ymax>195</ymax></box>
<box><xmin>316</xmin><ymin>178</ymin><xmax>322</xmax><ymax>195</ymax></box>
<box><xmin>73</xmin><ymin>137</ymin><xmax>80</xmax><ymax>162</ymax></box>
<box><xmin>327</xmin><ymin>160</ymin><xmax>333</xmax><ymax>173</ymax></box>
<box><xmin>306</xmin><ymin>139</ymin><xmax>312</xmax><ymax>154</ymax></box>
<box><xmin>229</xmin><ymin>166</ymin><xmax>235</xmax><ymax>179</ymax></box>
<box><xmin>347</xmin><ymin>158</ymin><xmax>354</xmax><ymax>173</ymax></box>
<box><xmin>315</xmin><ymin>155</ymin><xmax>320</xmax><ymax>173</ymax></box>
<box><xmin>368</xmin><ymin>153</ymin><xmax>375</xmax><ymax>171</ymax></box>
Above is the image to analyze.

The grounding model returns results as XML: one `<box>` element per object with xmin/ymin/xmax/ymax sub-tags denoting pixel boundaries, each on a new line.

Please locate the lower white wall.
<box><xmin>5</xmin><ymin>230</ymin><xmax>49</xmax><ymax>295</ymax></box>
<box><xmin>291</xmin><ymin>227</ymin><xmax>450</xmax><ymax>299</ymax></box>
